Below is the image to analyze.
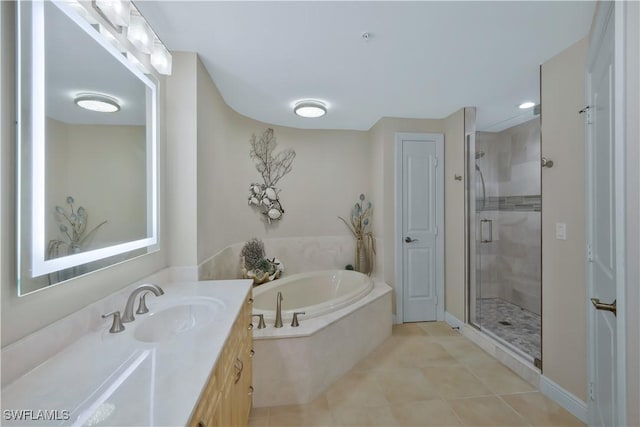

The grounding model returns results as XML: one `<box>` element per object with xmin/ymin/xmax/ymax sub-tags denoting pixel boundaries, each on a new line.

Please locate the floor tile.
<box><xmin>331</xmin><ymin>404</ymin><xmax>399</xmax><ymax>426</ymax></box>
<box><xmin>247</xmin><ymin>416</ymin><xmax>268</xmax><ymax>426</ymax></box>
<box><xmin>448</xmin><ymin>395</ymin><xmax>529</xmax><ymax>426</ymax></box>
<box><xmin>416</xmin><ymin>322</ymin><xmax>462</xmax><ymax>337</ymax></box>
<box><xmin>374</xmin><ymin>367</ymin><xmax>440</xmax><ymax>402</ymax></box>
<box><xmin>501</xmin><ymin>392</ymin><xmax>585</xmax><ymax>426</ymax></box>
<box><xmin>389</xmin><ymin>399</ymin><xmax>464</xmax><ymax>426</ymax></box>
<box><xmin>268</xmin><ymin>410</ymin><xmax>335</xmax><ymax>426</ymax></box>
<box><xmin>249</xmin><ymin>407</ymin><xmax>270</xmax><ymax>418</ymax></box>
<box><xmin>269</xmin><ymin>394</ymin><xmax>330</xmax><ymax>416</ymax></box>
<box><xmin>422</xmin><ymin>365</ymin><xmax>493</xmax><ymax>399</ymax></box>
<box><xmin>325</xmin><ymin>371</ymin><xmax>388</xmax><ymax>409</ymax></box>
<box><xmin>439</xmin><ymin>338</ymin><xmax>498</xmax><ymax>366</ymax></box>
<box><xmin>393</xmin><ymin>339</ymin><xmax>459</xmax><ymax>368</ymax></box>
<box><xmin>467</xmin><ymin>362</ymin><xmax>536</xmax><ymax>394</ymax></box>
<box><xmin>253</xmin><ymin>322</ymin><xmax>573</xmax><ymax>427</ymax></box>
<box><xmin>392</xmin><ymin>323</ymin><xmax>428</xmax><ymax>336</ymax></box>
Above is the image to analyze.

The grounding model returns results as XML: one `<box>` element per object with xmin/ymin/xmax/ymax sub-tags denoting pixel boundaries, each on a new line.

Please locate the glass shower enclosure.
<box><xmin>467</xmin><ymin>113</ymin><xmax>542</xmax><ymax>365</ymax></box>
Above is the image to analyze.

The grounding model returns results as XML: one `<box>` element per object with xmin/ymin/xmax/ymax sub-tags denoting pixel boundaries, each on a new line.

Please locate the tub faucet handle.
<box><xmin>252</xmin><ymin>314</ymin><xmax>266</xmax><ymax>329</ymax></box>
<box><xmin>291</xmin><ymin>311</ymin><xmax>306</xmax><ymax>327</ymax></box>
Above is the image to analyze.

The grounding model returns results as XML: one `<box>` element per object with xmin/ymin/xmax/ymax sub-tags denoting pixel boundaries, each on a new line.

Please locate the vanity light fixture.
<box><xmin>150</xmin><ymin>41</ymin><xmax>172</xmax><ymax>75</ymax></box>
<box><xmin>64</xmin><ymin>0</ymin><xmax>98</xmax><ymax>25</ymax></box>
<box><xmin>95</xmin><ymin>0</ymin><xmax>131</xmax><ymax>29</ymax></box>
<box><xmin>293</xmin><ymin>100</ymin><xmax>327</xmax><ymax>118</ymax></box>
<box><xmin>74</xmin><ymin>93</ymin><xmax>120</xmax><ymax>113</ymax></box>
<box><xmin>126</xmin><ymin>51</ymin><xmax>150</xmax><ymax>74</ymax></box>
<box><xmin>518</xmin><ymin>101</ymin><xmax>536</xmax><ymax>109</ymax></box>
<box><xmin>127</xmin><ymin>11</ymin><xmax>154</xmax><ymax>54</ymax></box>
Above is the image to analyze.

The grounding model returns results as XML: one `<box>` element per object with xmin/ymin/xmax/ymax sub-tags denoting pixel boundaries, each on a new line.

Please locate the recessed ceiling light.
<box><xmin>294</xmin><ymin>100</ymin><xmax>327</xmax><ymax>118</ymax></box>
<box><xmin>74</xmin><ymin>93</ymin><xmax>120</xmax><ymax>113</ymax></box>
<box><xmin>519</xmin><ymin>101</ymin><xmax>536</xmax><ymax>110</ymax></box>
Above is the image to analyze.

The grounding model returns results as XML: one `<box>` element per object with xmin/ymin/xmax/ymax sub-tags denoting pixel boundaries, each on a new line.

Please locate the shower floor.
<box><xmin>475</xmin><ymin>298</ymin><xmax>541</xmax><ymax>360</ymax></box>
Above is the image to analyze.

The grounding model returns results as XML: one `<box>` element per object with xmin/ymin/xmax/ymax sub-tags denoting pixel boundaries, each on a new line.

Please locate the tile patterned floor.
<box><xmin>249</xmin><ymin>322</ymin><xmax>583</xmax><ymax>427</ymax></box>
<box><xmin>475</xmin><ymin>298</ymin><xmax>541</xmax><ymax>360</ymax></box>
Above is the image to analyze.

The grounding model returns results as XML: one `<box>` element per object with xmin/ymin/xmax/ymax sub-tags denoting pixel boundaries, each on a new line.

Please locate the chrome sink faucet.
<box><xmin>122</xmin><ymin>284</ymin><xmax>164</xmax><ymax>323</ymax></box>
<box><xmin>274</xmin><ymin>291</ymin><xmax>284</xmax><ymax>328</ymax></box>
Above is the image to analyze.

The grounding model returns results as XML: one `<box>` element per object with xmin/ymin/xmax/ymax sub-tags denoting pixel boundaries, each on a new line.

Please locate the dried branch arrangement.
<box><xmin>338</xmin><ymin>194</ymin><xmax>375</xmax><ymax>275</ymax></box>
<box><xmin>248</xmin><ymin>128</ymin><xmax>296</xmax><ymax>223</ymax></box>
<box><xmin>48</xmin><ymin>196</ymin><xmax>107</xmax><ymax>259</ymax></box>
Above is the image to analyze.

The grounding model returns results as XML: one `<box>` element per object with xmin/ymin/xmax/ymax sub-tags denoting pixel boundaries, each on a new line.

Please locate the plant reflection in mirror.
<box><xmin>48</xmin><ymin>196</ymin><xmax>107</xmax><ymax>259</ymax></box>
<box><xmin>248</xmin><ymin>128</ymin><xmax>296</xmax><ymax>224</ymax></box>
<box><xmin>338</xmin><ymin>193</ymin><xmax>376</xmax><ymax>275</ymax></box>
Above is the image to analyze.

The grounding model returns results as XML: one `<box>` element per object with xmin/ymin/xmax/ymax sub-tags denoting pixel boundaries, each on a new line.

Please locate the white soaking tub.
<box><xmin>252</xmin><ymin>269</ymin><xmax>373</xmax><ymax>322</ymax></box>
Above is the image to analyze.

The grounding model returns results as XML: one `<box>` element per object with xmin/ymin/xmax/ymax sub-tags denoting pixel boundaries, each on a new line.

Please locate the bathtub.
<box><xmin>252</xmin><ymin>269</ymin><xmax>373</xmax><ymax>321</ymax></box>
<box><xmin>251</xmin><ymin>271</ymin><xmax>391</xmax><ymax>407</ymax></box>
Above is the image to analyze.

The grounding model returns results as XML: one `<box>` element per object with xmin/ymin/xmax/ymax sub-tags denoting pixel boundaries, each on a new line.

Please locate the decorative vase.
<box><xmin>355</xmin><ymin>237</ymin><xmax>368</xmax><ymax>274</ymax></box>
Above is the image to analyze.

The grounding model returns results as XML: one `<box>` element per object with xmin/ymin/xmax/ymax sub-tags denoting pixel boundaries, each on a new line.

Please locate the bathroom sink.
<box><xmin>133</xmin><ymin>298</ymin><xmax>225</xmax><ymax>343</ymax></box>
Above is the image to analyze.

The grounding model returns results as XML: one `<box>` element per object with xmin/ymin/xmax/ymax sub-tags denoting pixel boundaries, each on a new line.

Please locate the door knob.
<box><xmin>590</xmin><ymin>298</ymin><xmax>617</xmax><ymax>316</ymax></box>
<box><xmin>405</xmin><ymin>237</ymin><xmax>419</xmax><ymax>243</ymax></box>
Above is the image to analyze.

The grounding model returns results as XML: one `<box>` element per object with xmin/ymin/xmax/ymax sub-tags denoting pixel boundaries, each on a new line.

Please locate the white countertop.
<box><xmin>1</xmin><ymin>280</ymin><xmax>252</xmax><ymax>427</ymax></box>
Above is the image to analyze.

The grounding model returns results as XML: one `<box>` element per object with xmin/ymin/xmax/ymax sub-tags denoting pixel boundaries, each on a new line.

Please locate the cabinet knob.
<box><xmin>248</xmin><ymin>386</ymin><xmax>254</xmax><ymax>395</ymax></box>
<box><xmin>248</xmin><ymin>323</ymin><xmax>254</xmax><ymax>330</ymax></box>
<box><xmin>197</xmin><ymin>421</ymin><xmax>206</xmax><ymax>427</ymax></box>
<box><xmin>248</xmin><ymin>297</ymin><xmax>254</xmax><ymax>304</ymax></box>
<box><xmin>249</xmin><ymin>349</ymin><xmax>255</xmax><ymax>358</ymax></box>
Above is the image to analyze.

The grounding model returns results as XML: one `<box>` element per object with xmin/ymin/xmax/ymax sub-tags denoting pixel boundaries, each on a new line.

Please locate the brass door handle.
<box><xmin>591</xmin><ymin>298</ymin><xmax>617</xmax><ymax>316</ymax></box>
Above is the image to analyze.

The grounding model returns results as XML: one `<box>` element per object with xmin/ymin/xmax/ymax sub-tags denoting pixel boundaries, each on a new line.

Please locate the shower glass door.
<box><xmin>467</xmin><ymin>115</ymin><xmax>542</xmax><ymax>365</ymax></box>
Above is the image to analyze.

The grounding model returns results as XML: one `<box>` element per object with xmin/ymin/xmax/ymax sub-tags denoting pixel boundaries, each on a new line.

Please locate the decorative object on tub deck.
<box><xmin>247</xmin><ymin>128</ymin><xmax>296</xmax><ymax>224</ymax></box>
<box><xmin>240</xmin><ymin>238</ymin><xmax>284</xmax><ymax>285</ymax></box>
<box><xmin>48</xmin><ymin>196</ymin><xmax>107</xmax><ymax>259</ymax></box>
<box><xmin>339</xmin><ymin>193</ymin><xmax>376</xmax><ymax>275</ymax></box>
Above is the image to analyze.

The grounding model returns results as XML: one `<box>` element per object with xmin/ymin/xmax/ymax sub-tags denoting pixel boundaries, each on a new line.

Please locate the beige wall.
<box><xmin>187</xmin><ymin>54</ymin><xmax>373</xmax><ymax>265</ymax></box>
<box><xmin>443</xmin><ymin>110</ymin><xmax>466</xmax><ymax>320</ymax></box>
<box><xmin>0</xmin><ymin>2</ymin><xmax>169</xmax><ymax>347</ymax></box>
<box><xmin>166</xmin><ymin>52</ymin><xmax>199</xmax><ymax>268</ymax></box>
<box><xmin>540</xmin><ymin>37</ymin><xmax>588</xmax><ymax>401</ymax></box>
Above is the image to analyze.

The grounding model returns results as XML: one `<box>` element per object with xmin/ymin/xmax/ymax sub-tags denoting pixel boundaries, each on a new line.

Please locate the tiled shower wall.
<box><xmin>475</xmin><ymin>118</ymin><xmax>541</xmax><ymax>315</ymax></box>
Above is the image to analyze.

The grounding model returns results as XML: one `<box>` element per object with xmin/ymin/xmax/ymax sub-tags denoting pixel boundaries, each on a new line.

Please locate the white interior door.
<box><xmin>586</xmin><ymin>2</ymin><xmax>626</xmax><ymax>425</ymax></box>
<box><xmin>396</xmin><ymin>133</ymin><xmax>444</xmax><ymax>323</ymax></box>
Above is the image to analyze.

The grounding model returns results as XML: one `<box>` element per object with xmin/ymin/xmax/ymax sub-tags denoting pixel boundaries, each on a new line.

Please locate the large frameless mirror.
<box><xmin>17</xmin><ymin>0</ymin><xmax>158</xmax><ymax>295</ymax></box>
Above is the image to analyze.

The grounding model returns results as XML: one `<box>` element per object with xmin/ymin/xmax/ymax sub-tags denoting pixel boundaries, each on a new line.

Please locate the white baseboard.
<box><xmin>444</xmin><ymin>311</ymin><xmax>464</xmax><ymax>330</ymax></box>
<box><xmin>539</xmin><ymin>375</ymin><xmax>588</xmax><ymax>423</ymax></box>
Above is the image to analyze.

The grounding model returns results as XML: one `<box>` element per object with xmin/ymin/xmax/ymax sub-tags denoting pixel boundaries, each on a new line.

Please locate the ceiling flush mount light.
<box><xmin>294</xmin><ymin>100</ymin><xmax>327</xmax><ymax>118</ymax></box>
<box><xmin>519</xmin><ymin>101</ymin><xmax>536</xmax><ymax>110</ymax></box>
<box><xmin>74</xmin><ymin>93</ymin><xmax>120</xmax><ymax>113</ymax></box>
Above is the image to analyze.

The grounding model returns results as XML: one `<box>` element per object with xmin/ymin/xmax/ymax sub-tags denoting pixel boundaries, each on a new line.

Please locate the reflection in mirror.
<box><xmin>17</xmin><ymin>1</ymin><xmax>158</xmax><ymax>295</ymax></box>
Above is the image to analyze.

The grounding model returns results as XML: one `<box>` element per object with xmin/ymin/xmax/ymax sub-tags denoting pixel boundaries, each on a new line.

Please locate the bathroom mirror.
<box><xmin>17</xmin><ymin>1</ymin><xmax>158</xmax><ymax>295</ymax></box>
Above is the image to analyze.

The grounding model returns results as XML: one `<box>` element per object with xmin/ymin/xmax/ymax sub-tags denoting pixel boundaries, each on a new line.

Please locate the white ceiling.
<box><xmin>136</xmin><ymin>1</ymin><xmax>596</xmax><ymax>131</ymax></box>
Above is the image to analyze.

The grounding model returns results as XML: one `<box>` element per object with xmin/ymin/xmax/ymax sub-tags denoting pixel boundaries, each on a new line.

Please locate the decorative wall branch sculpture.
<box><xmin>248</xmin><ymin>128</ymin><xmax>296</xmax><ymax>223</ymax></box>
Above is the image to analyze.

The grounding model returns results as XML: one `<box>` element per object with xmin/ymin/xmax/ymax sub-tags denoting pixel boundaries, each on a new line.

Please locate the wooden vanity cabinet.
<box><xmin>188</xmin><ymin>292</ymin><xmax>253</xmax><ymax>427</ymax></box>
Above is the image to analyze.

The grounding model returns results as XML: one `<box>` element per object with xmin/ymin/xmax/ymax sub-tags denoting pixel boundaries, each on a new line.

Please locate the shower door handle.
<box><xmin>480</xmin><ymin>219</ymin><xmax>493</xmax><ymax>243</ymax></box>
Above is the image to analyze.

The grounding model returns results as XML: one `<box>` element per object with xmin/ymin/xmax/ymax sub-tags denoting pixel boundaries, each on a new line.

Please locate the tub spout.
<box><xmin>275</xmin><ymin>291</ymin><xmax>284</xmax><ymax>328</ymax></box>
